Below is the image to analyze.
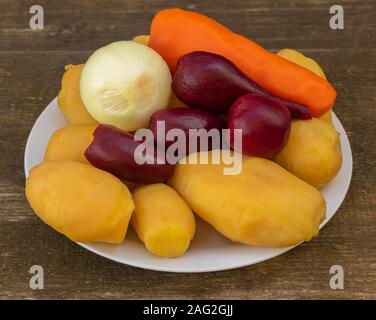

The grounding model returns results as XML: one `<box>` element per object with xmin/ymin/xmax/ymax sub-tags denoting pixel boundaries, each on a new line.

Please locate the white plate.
<box><xmin>24</xmin><ymin>97</ymin><xmax>352</xmax><ymax>273</ymax></box>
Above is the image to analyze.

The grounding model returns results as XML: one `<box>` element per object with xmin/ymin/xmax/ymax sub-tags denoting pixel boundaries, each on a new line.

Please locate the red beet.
<box><xmin>150</xmin><ymin>107</ymin><xmax>226</xmax><ymax>154</ymax></box>
<box><xmin>227</xmin><ymin>94</ymin><xmax>291</xmax><ymax>158</ymax></box>
<box><xmin>85</xmin><ymin>124</ymin><xmax>174</xmax><ymax>183</ymax></box>
<box><xmin>172</xmin><ymin>51</ymin><xmax>311</xmax><ymax>119</ymax></box>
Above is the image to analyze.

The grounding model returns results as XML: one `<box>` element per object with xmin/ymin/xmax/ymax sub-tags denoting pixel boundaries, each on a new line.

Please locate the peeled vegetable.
<box><xmin>274</xmin><ymin>49</ymin><xmax>341</xmax><ymax>188</ymax></box>
<box><xmin>57</xmin><ymin>64</ymin><xmax>98</xmax><ymax>125</ymax></box>
<box><xmin>227</xmin><ymin>94</ymin><xmax>291</xmax><ymax>158</ymax></box>
<box><xmin>44</xmin><ymin>124</ymin><xmax>97</xmax><ymax>164</ymax></box>
<box><xmin>80</xmin><ymin>41</ymin><xmax>172</xmax><ymax>131</ymax></box>
<box><xmin>172</xmin><ymin>51</ymin><xmax>256</xmax><ymax>113</ymax></box>
<box><xmin>44</xmin><ymin>124</ymin><xmax>142</xmax><ymax>190</ymax></box>
<box><xmin>132</xmin><ymin>34</ymin><xmax>150</xmax><ymax>45</ymax></box>
<box><xmin>274</xmin><ymin>119</ymin><xmax>342</xmax><ymax>188</ymax></box>
<box><xmin>320</xmin><ymin>109</ymin><xmax>333</xmax><ymax>123</ymax></box>
<box><xmin>277</xmin><ymin>49</ymin><xmax>327</xmax><ymax>79</ymax></box>
<box><xmin>150</xmin><ymin>107</ymin><xmax>226</xmax><ymax>153</ymax></box>
<box><xmin>85</xmin><ymin>124</ymin><xmax>174</xmax><ymax>183</ymax></box>
<box><xmin>169</xmin><ymin>150</ymin><xmax>326</xmax><ymax>247</ymax></box>
<box><xmin>26</xmin><ymin>160</ymin><xmax>135</xmax><ymax>243</ymax></box>
<box><xmin>149</xmin><ymin>8</ymin><xmax>336</xmax><ymax>117</ymax></box>
<box><xmin>172</xmin><ymin>51</ymin><xmax>311</xmax><ymax>119</ymax></box>
<box><xmin>132</xmin><ymin>184</ymin><xmax>196</xmax><ymax>257</ymax></box>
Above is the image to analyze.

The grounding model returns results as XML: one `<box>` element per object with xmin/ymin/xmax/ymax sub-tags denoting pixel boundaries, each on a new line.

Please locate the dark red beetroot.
<box><xmin>85</xmin><ymin>124</ymin><xmax>174</xmax><ymax>183</ymax></box>
<box><xmin>172</xmin><ymin>51</ymin><xmax>311</xmax><ymax>119</ymax></box>
<box><xmin>227</xmin><ymin>94</ymin><xmax>291</xmax><ymax>158</ymax></box>
<box><xmin>150</xmin><ymin>107</ymin><xmax>226</xmax><ymax>154</ymax></box>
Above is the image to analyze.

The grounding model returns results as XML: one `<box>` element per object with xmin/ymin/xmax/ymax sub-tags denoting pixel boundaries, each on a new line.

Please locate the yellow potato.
<box><xmin>320</xmin><ymin>109</ymin><xmax>332</xmax><ymax>122</ymax></box>
<box><xmin>274</xmin><ymin>49</ymin><xmax>341</xmax><ymax>187</ymax></box>
<box><xmin>26</xmin><ymin>160</ymin><xmax>135</xmax><ymax>243</ymax></box>
<box><xmin>132</xmin><ymin>184</ymin><xmax>195</xmax><ymax>257</ymax></box>
<box><xmin>132</xmin><ymin>35</ymin><xmax>150</xmax><ymax>45</ymax></box>
<box><xmin>274</xmin><ymin>119</ymin><xmax>342</xmax><ymax>188</ymax></box>
<box><xmin>44</xmin><ymin>124</ymin><xmax>97</xmax><ymax>164</ymax></box>
<box><xmin>169</xmin><ymin>150</ymin><xmax>325</xmax><ymax>247</ymax></box>
<box><xmin>44</xmin><ymin>125</ymin><xmax>140</xmax><ymax>191</ymax></box>
<box><xmin>277</xmin><ymin>49</ymin><xmax>326</xmax><ymax>79</ymax></box>
<box><xmin>57</xmin><ymin>64</ymin><xmax>98</xmax><ymax>124</ymax></box>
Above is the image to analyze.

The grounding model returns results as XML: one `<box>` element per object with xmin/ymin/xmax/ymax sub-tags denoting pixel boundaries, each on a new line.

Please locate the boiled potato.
<box><xmin>44</xmin><ymin>125</ymin><xmax>139</xmax><ymax>190</ymax></box>
<box><xmin>26</xmin><ymin>160</ymin><xmax>135</xmax><ymax>243</ymax></box>
<box><xmin>274</xmin><ymin>118</ymin><xmax>342</xmax><ymax>188</ymax></box>
<box><xmin>277</xmin><ymin>49</ymin><xmax>326</xmax><ymax>79</ymax></box>
<box><xmin>320</xmin><ymin>109</ymin><xmax>332</xmax><ymax>122</ymax></box>
<box><xmin>132</xmin><ymin>34</ymin><xmax>150</xmax><ymax>45</ymax></box>
<box><xmin>132</xmin><ymin>184</ymin><xmax>195</xmax><ymax>257</ymax></box>
<box><xmin>44</xmin><ymin>124</ymin><xmax>97</xmax><ymax>164</ymax></box>
<box><xmin>169</xmin><ymin>150</ymin><xmax>325</xmax><ymax>247</ymax></box>
<box><xmin>275</xmin><ymin>49</ymin><xmax>341</xmax><ymax>187</ymax></box>
<box><xmin>57</xmin><ymin>64</ymin><xmax>98</xmax><ymax>124</ymax></box>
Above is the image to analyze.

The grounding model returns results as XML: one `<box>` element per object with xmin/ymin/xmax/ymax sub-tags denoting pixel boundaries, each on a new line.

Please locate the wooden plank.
<box><xmin>0</xmin><ymin>216</ymin><xmax>375</xmax><ymax>299</ymax></box>
<box><xmin>0</xmin><ymin>0</ymin><xmax>375</xmax><ymax>51</ymax></box>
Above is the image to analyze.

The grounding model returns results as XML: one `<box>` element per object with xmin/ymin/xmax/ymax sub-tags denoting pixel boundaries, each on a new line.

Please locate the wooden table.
<box><xmin>0</xmin><ymin>0</ymin><xmax>375</xmax><ymax>299</ymax></box>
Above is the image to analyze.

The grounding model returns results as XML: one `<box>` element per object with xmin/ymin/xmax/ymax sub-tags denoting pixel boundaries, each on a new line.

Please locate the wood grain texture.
<box><xmin>0</xmin><ymin>0</ymin><xmax>375</xmax><ymax>299</ymax></box>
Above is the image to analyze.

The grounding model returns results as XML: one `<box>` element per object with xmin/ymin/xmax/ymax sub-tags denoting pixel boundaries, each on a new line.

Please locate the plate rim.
<box><xmin>24</xmin><ymin>97</ymin><xmax>353</xmax><ymax>273</ymax></box>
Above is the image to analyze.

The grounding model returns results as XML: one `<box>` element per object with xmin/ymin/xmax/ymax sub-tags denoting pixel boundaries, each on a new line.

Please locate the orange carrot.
<box><xmin>149</xmin><ymin>8</ymin><xmax>337</xmax><ymax>117</ymax></box>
